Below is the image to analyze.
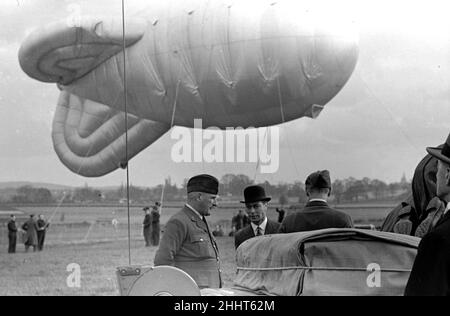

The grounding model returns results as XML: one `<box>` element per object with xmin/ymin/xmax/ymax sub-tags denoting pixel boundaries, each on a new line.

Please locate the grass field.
<box><xmin>0</xmin><ymin>203</ymin><xmax>394</xmax><ymax>296</ymax></box>
<box><xmin>0</xmin><ymin>237</ymin><xmax>236</xmax><ymax>296</ymax></box>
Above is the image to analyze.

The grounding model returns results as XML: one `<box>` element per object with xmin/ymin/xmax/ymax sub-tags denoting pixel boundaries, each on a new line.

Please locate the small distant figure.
<box><xmin>143</xmin><ymin>207</ymin><xmax>152</xmax><ymax>247</ymax></box>
<box><xmin>7</xmin><ymin>215</ymin><xmax>18</xmax><ymax>254</ymax></box>
<box><xmin>212</xmin><ymin>225</ymin><xmax>225</xmax><ymax>237</ymax></box>
<box><xmin>22</xmin><ymin>214</ymin><xmax>39</xmax><ymax>252</ymax></box>
<box><xmin>112</xmin><ymin>218</ymin><xmax>119</xmax><ymax>231</ymax></box>
<box><xmin>37</xmin><ymin>214</ymin><xmax>50</xmax><ymax>252</ymax></box>
<box><xmin>150</xmin><ymin>202</ymin><xmax>161</xmax><ymax>247</ymax></box>
<box><xmin>276</xmin><ymin>208</ymin><xmax>286</xmax><ymax>223</ymax></box>
<box><xmin>60</xmin><ymin>212</ymin><xmax>65</xmax><ymax>223</ymax></box>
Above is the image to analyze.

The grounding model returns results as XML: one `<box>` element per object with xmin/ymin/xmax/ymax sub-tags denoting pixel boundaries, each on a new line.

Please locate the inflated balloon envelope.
<box><xmin>19</xmin><ymin>0</ymin><xmax>358</xmax><ymax>177</ymax></box>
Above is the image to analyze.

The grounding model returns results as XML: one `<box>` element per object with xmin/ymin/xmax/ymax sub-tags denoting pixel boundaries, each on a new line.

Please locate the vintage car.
<box><xmin>116</xmin><ymin>228</ymin><xmax>420</xmax><ymax>296</ymax></box>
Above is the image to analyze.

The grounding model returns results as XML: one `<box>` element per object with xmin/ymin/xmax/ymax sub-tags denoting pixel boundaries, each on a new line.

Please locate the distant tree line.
<box><xmin>9</xmin><ymin>186</ymin><xmax>54</xmax><ymax>204</ymax></box>
<box><xmin>1</xmin><ymin>174</ymin><xmax>411</xmax><ymax>205</ymax></box>
<box><xmin>331</xmin><ymin>177</ymin><xmax>410</xmax><ymax>204</ymax></box>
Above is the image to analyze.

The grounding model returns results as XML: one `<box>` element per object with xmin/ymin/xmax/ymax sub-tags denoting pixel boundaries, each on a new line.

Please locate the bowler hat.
<box><xmin>305</xmin><ymin>170</ymin><xmax>332</xmax><ymax>190</ymax></box>
<box><xmin>427</xmin><ymin>133</ymin><xmax>450</xmax><ymax>165</ymax></box>
<box><xmin>240</xmin><ymin>185</ymin><xmax>271</xmax><ymax>204</ymax></box>
<box><xmin>187</xmin><ymin>174</ymin><xmax>219</xmax><ymax>195</ymax></box>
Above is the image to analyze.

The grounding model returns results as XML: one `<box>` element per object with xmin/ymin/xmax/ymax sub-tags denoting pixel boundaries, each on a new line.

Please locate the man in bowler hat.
<box><xmin>234</xmin><ymin>185</ymin><xmax>280</xmax><ymax>249</ymax></box>
<box><xmin>154</xmin><ymin>174</ymin><xmax>222</xmax><ymax>289</ymax></box>
<box><xmin>405</xmin><ymin>132</ymin><xmax>450</xmax><ymax>296</ymax></box>
<box><xmin>279</xmin><ymin>170</ymin><xmax>353</xmax><ymax>233</ymax></box>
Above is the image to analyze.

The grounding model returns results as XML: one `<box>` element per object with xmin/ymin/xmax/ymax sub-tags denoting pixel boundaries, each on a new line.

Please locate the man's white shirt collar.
<box><xmin>185</xmin><ymin>204</ymin><xmax>202</xmax><ymax>219</ymax></box>
<box><xmin>251</xmin><ymin>216</ymin><xmax>268</xmax><ymax>235</ymax></box>
<box><xmin>445</xmin><ymin>202</ymin><xmax>450</xmax><ymax>215</ymax></box>
<box><xmin>309</xmin><ymin>198</ymin><xmax>327</xmax><ymax>203</ymax></box>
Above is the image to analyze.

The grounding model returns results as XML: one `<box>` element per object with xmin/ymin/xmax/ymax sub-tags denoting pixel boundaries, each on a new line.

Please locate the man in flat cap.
<box><xmin>405</xmin><ymin>133</ymin><xmax>450</xmax><ymax>296</ymax></box>
<box><xmin>22</xmin><ymin>214</ymin><xmax>39</xmax><ymax>252</ymax></box>
<box><xmin>234</xmin><ymin>185</ymin><xmax>280</xmax><ymax>249</ymax></box>
<box><xmin>279</xmin><ymin>170</ymin><xmax>353</xmax><ymax>233</ymax></box>
<box><xmin>150</xmin><ymin>202</ymin><xmax>161</xmax><ymax>246</ymax></box>
<box><xmin>154</xmin><ymin>174</ymin><xmax>222</xmax><ymax>288</ymax></box>
<box><xmin>142</xmin><ymin>207</ymin><xmax>152</xmax><ymax>247</ymax></box>
<box><xmin>7</xmin><ymin>215</ymin><xmax>18</xmax><ymax>254</ymax></box>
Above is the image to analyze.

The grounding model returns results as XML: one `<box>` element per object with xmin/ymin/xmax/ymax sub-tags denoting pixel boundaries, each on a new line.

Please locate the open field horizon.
<box><xmin>1</xmin><ymin>203</ymin><xmax>393</xmax><ymax>245</ymax></box>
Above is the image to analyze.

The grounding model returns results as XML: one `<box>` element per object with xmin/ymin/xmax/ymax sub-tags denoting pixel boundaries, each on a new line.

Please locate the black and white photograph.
<box><xmin>0</xmin><ymin>0</ymin><xmax>449</xmax><ymax>299</ymax></box>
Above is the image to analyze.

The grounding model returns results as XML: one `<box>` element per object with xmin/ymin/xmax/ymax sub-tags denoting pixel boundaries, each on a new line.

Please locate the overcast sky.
<box><xmin>0</xmin><ymin>0</ymin><xmax>449</xmax><ymax>188</ymax></box>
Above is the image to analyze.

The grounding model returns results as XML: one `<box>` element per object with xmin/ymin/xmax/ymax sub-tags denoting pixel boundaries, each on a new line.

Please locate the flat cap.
<box><xmin>187</xmin><ymin>174</ymin><xmax>219</xmax><ymax>195</ymax></box>
<box><xmin>305</xmin><ymin>170</ymin><xmax>332</xmax><ymax>190</ymax></box>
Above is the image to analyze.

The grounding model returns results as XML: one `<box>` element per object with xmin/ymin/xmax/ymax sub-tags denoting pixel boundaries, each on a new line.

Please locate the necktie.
<box><xmin>256</xmin><ymin>226</ymin><xmax>263</xmax><ymax>236</ymax></box>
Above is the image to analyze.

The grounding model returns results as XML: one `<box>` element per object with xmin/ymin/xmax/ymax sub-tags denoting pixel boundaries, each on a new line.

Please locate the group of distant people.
<box><xmin>7</xmin><ymin>214</ymin><xmax>50</xmax><ymax>254</ymax></box>
<box><xmin>150</xmin><ymin>131</ymin><xmax>450</xmax><ymax>295</ymax></box>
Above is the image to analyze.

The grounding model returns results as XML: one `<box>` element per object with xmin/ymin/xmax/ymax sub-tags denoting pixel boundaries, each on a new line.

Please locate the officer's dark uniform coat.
<box><xmin>154</xmin><ymin>206</ymin><xmax>221</xmax><ymax>288</ymax></box>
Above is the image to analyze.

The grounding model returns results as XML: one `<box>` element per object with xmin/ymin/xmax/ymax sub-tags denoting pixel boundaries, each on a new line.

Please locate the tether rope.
<box><xmin>121</xmin><ymin>0</ymin><xmax>132</xmax><ymax>266</ymax></box>
<box><xmin>159</xmin><ymin>79</ymin><xmax>182</xmax><ymax>209</ymax></box>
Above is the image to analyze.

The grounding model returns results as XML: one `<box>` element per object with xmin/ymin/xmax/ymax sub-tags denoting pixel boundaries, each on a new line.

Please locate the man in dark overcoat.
<box><xmin>143</xmin><ymin>207</ymin><xmax>152</xmax><ymax>247</ymax></box>
<box><xmin>279</xmin><ymin>170</ymin><xmax>353</xmax><ymax>233</ymax></box>
<box><xmin>234</xmin><ymin>185</ymin><xmax>280</xmax><ymax>249</ymax></box>
<box><xmin>150</xmin><ymin>202</ymin><xmax>161</xmax><ymax>246</ymax></box>
<box><xmin>7</xmin><ymin>215</ymin><xmax>18</xmax><ymax>254</ymax></box>
<box><xmin>22</xmin><ymin>214</ymin><xmax>39</xmax><ymax>252</ymax></box>
<box><xmin>37</xmin><ymin>214</ymin><xmax>50</xmax><ymax>251</ymax></box>
<box><xmin>405</xmin><ymin>132</ymin><xmax>450</xmax><ymax>296</ymax></box>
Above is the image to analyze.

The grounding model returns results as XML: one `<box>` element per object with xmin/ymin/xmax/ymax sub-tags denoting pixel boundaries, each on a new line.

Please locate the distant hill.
<box><xmin>0</xmin><ymin>182</ymin><xmax>124</xmax><ymax>192</ymax></box>
<box><xmin>0</xmin><ymin>182</ymin><xmax>73</xmax><ymax>191</ymax></box>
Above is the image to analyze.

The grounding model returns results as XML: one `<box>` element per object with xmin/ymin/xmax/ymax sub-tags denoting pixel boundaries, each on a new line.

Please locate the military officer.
<box><xmin>154</xmin><ymin>174</ymin><xmax>222</xmax><ymax>288</ymax></box>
